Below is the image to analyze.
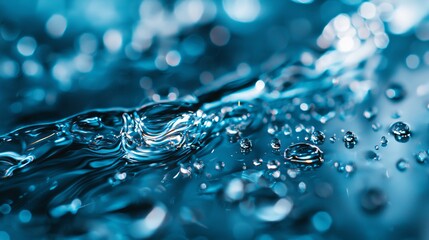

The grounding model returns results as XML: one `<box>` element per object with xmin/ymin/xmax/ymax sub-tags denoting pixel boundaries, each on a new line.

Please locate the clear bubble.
<box><xmin>363</xmin><ymin>107</ymin><xmax>378</xmax><ymax>120</ymax></box>
<box><xmin>19</xmin><ymin>209</ymin><xmax>32</xmax><ymax>223</ymax></box>
<box><xmin>396</xmin><ymin>159</ymin><xmax>409</xmax><ymax>172</ymax></box>
<box><xmin>385</xmin><ymin>83</ymin><xmax>406</xmax><ymax>102</ymax></box>
<box><xmin>215</xmin><ymin>161</ymin><xmax>225</xmax><ymax>170</ymax></box>
<box><xmin>312</xmin><ymin>211</ymin><xmax>333</xmax><ymax>232</ymax></box>
<box><xmin>240</xmin><ymin>138</ymin><xmax>253</xmax><ymax>153</ymax></box>
<box><xmin>283</xmin><ymin>124</ymin><xmax>293</xmax><ymax>136</ymax></box>
<box><xmin>389</xmin><ymin>121</ymin><xmax>411</xmax><ymax>143</ymax></box>
<box><xmin>343</xmin><ymin>131</ymin><xmax>358</xmax><ymax>149</ymax></box>
<box><xmin>311</xmin><ymin>130</ymin><xmax>325</xmax><ymax>145</ymax></box>
<box><xmin>360</xmin><ymin>188</ymin><xmax>387</xmax><ymax>214</ymax></box>
<box><xmin>415</xmin><ymin>151</ymin><xmax>428</xmax><ymax>164</ymax></box>
<box><xmin>284</xmin><ymin>143</ymin><xmax>324</xmax><ymax>167</ymax></box>
<box><xmin>270</xmin><ymin>138</ymin><xmax>281</xmax><ymax>151</ymax></box>
<box><xmin>380</xmin><ymin>136</ymin><xmax>388</xmax><ymax>147</ymax></box>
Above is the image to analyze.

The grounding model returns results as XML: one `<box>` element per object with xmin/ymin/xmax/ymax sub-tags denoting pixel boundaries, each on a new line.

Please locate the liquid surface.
<box><xmin>1</xmin><ymin>0</ymin><xmax>429</xmax><ymax>239</ymax></box>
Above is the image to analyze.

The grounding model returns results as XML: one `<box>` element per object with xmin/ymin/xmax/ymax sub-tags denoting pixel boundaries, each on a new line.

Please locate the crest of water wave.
<box><xmin>0</xmin><ymin>7</ymin><xmax>390</xmax><ymax>178</ymax></box>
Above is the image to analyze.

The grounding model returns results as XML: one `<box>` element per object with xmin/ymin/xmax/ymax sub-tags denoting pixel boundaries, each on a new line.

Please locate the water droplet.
<box><xmin>363</xmin><ymin>107</ymin><xmax>378</xmax><ymax>120</ymax></box>
<box><xmin>312</xmin><ymin>211</ymin><xmax>333</xmax><ymax>232</ymax></box>
<box><xmin>344</xmin><ymin>162</ymin><xmax>356</xmax><ymax>175</ymax></box>
<box><xmin>343</xmin><ymin>131</ymin><xmax>358</xmax><ymax>149</ymax></box>
<box><xmin>193</xmin><ymin>160</ymin><xmax>205</xmax><ymax>172</ymax></box>
<box><xmin>245</xmin><ymin>189</ymin><xmax>293</xmax><ymax>222</ymax></box>
<box><xmin>360</xmin><ymin>188</ymin><xmax>387</xmax><ymax>213</ymax></box>
<box><xmin>267</xmin><ymin>160</ymin><xmax>280</xmax><ymax>170</ymax></box>
<box><xmin>329</xmin><ymin>134</ymin><xmax>337</xmax><ymax>143</ymax></box>
<box><xmin>396</xmin><ymin>159</ymin><xmax>409</xmax><ymax>171</ymax></box>
<box><xmin>19</xmin><ymin>209</ymin><xmax>32</xmax><ymax>223</ymax></box>
<box><xmin>365</xmin><ymin>151</ymin><xmax>380</xmax><ymax>161</ymax></box>
<box><xmin>200</xmin><ymin>183</ymin><xmax>207</xmax><ymax>190</ymax></box>
<box><xmin>225</xmin><ymin>178</ymin><xmax>244</xmax><ymax>201</ymax></box>
<box><xmin>415</xmin><ymin>151</ymin><xmax>429</xmax><ymax>164</ymax></box>
<box><xmin>385</xmin><ymin>83</ymin><xmax>405</xmax><ymax>102</ymax></box>
<box><xmin>389</xmin><ymin>121</ymin><xmax>411</xmax><ymax>142</ymax></box>
<box><xmin>311</xmin><ymin>130</ymin><xmax>325</xmax><ymax>145</ymax></box>
<box><xmin>298</xmin><ymin>182</ymin><xmax>306</xmax><ymax>193</ymax></box>
<box><xmin>0</xmin><ymin>204</ymin><xmax>11</xmax><ymax>215</ymax></box>
<box><xmin>374</xmin><ymin>145</ymin><xmax>379</xmax><ymax>150</ymax></box>
<box><xmin>284</xmin><ymin>143</ymin><xmax>324</xmax><ymax>167</ymax></box>
<box><xmin>267</xmin><ymin>123</ymin><xmax>279</xmax><ymax>135</ymax></box>
<box><xmin>240</xmin><ymin>138</ymin><xmax>253</xmax><ymax>153</ymax></box>
<box><xmin>215</xmin><ymin>161</ymin><xmax>225</xmax><ymax>170</ymax></box>
<box><xmin>371</xmin><ymin>122</ymin><xmax>381</xmax><ymax>132</ymax></box>
<box><xmin>270</xmin><ymin>138</ymin><xmax>281</xmax><ymax>151</ymax></box>
<box><xmin>283</xmin><ymin>124</ymin><xmax>292</xmax><ymax>136</ymax></box>
<box><xmin>253</xmin><ymin>158</ymin><xmax>263</xmax><ymax>166</ymax></box>
<box><xmin>380</xmin><ymin>136</ymin><xmax>388</xmax><ymax>147</ymax></box>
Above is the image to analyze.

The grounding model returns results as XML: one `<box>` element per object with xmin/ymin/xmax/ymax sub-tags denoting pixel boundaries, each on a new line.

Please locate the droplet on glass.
<box><xmin>389</xmin><ymin>121</ymin><xmax>411</xmax><ymax>142</ymax></box>
<box><xmin>343</xmin><ymin>131</ymin><xmax>358</xmax><ymax>149</ymax></box>
<box><xmin>284</xmin><ymin>143</ymin><xmax>324</xmax><ymax>168</ymax></box>
<box><xmin>311</xmin><ymin>130</ymin><xmax>325</xmax><ymax>145</ymax></box>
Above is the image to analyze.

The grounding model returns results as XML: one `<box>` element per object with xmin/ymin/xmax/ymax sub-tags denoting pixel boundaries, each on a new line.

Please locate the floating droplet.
<box><xmin>283</xmin><ymin>124</ymin><xmax>292</xmax><ymax>136</ymax></box>
<box><xmin>343</xmin><ymin>131</ymin><xmax>358</xmax><ymax>149</ymax></box>
<box><xmin>389</xmin><ymin>121</ymin><xmax>411</xmax><ymax>142</ymax></box>
<box><xmin>396</xmin><ymin>159</ymin><xmax>409</xmax><ymax>171</ymax></box>
<box><xmin>312</xmin><ymin>211</ymin><xmax>333</xmax><ymax>232</ymax></box>
<box><xmin>270</xmin><ymin>138</ymin><xmax>281</xmax><ymax>151</ymax></box>
<box><xmin>284</xmin><ymin>143</ymin><xmax>324</xmax><ymax>167</ymax></box>
<box><xmin>253</xmin><ymin>158</ymin><xmax>263</xmax><ymax>166</ymax></box>
<box><xmin>193</xmin><ymin>160</ymin><xmax>205</xmax><ymax>172</ymax></box>
<box><xmin>380</xmin><ymin>136</ymin><xmax>388</xmax><ymax>147</ymax></box>
<box><xmin>415</xmin><ymin>151</ymin><xmax>428</xmax><ymax>164</ymax></box>
<box><xmin>215</xmin><ymin>161</ymin><xmax>225</xmax><ymax>170</ymax></box>
<box><xmin>267</xmin><ymin>160</ymin><xmax>280</xmax><ymax>170</ymax></box>
<box><xmin>371</xmin><ymin>123</ymin><xmax>381</xmax><ymax>132</ymax></box>
<box><xmin>385</xmin><ymin>83</ymin><xmax>405</xmax><ymax>102</ymax></box>
<box><xmin>363</xmin><ymin>107</ymin><xmax>378</xmax><ymax>120</ymax></box>
<box><xmin>240</xmin><ymin>138</ymin><xmax>252</xmax><ymax>153</ymax></box>
<box><xmin>360</xmin><ymin>188</ymin><xmax>387</xmax><ymax>214</ymax></box>
<box><xmin>311</xmin><ymin>131</ymin><xmax>325</xmax><ymax>145</ymax></box>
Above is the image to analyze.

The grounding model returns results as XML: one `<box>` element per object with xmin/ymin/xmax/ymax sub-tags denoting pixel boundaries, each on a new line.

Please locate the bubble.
<box><xmin>0</xmin><ymin>231</ymin><xmax>10</xmax><ymax>240</ymax></box>
<box><xmin>0</xmin><ymin>204</ymin><xmax>11</xmax><ymax>215</ymax></box>
<box><xmin>311</xmin><ymin>130</ymin><xmax>325</xmax><ymax>145</ymax></box>
<box><xmin>360</xmin><ymin>188</ymin><xmax>387</xmax><ymax>214</ymax></box>
<box><xmin>365</xmin><ymin>151</ymin><xmax>379</xmax><ymax>161</ymax></box>
<box><xmin>253</xmin><ymin>158</ymin><xmax>263</xmax><ymax>166</ymax></box>
<box><xmin>396</xmin><ymin>159</ymin><xmax>409</xmax><ymax>172</ymax></box>
<box><xmin>343</xmin><ymin>131</ymin><xmax>358</xmax><ymax>149</ymax></box>
<box><xmin>215</xmin><ymin>161</ymin><xmax>225</xmax><ymax>170</ymax></box>
<box><xmin>225</xmin><ymin>178</ymin><xmax>244</xmax><ymax>201</ymax></box>
<box><xmin>240</xmin><ymin>138</ymin><xmax>252</xmax><ymax>153</ymax></box>
<box><xmin>284</xmin><ymin>143</ymin><xmax>324</xmax><ymax>167</ymax></box>
<box><xmin>165</xmin><ymin>50</ymin><xmax>182</xmax><ymax>67</ymax></box>
<box><xmin>249</xmin><ymin>189</ymin><xmax>293</xmax><ymax>222</ymax></box>
<box><xmin>371</xmin><ymin>122</ymin><xmax>381</xmax><ymax>132</ymax></box>
<box><xmin>415</xmin><ymin>151</ymin><xmax>429</xmax><ymax>164</ymax></box>
<box><xmin>374</xmin><ymin>145</ymin><xmax>379</xmax><ymax>150</ymax></box>
<box><xmin>210</xmin><ymin>26</ymin><xmax>230</xmax><ymax>46</ymax></box>
<box><xmin>344</xmin><ymin>162</ymin><xmax>356</xmax><ymax>175</ymax></box>
<box><xmin>266</xmin><ymin>160</ymin><xmax>280</xmax><ymax>170</ymax></box>
<box><xmin>193</xmin><ymin>160</ymin><xmax>205</xmax><ymax>172</ymax></box>
<box><xmin>283</xmin><ymin>124</ymin><xmax>293</xmax><ymax>136</ymax></box>
<box><xmin>389</xmin><ymin>121</ymin><xmax>411</xmax><ymax>143</ymax></box>
<box><xmin>329</xmin><ymin>134</ymin><xmax>337</xmax><ymax>143</ymax></box>
<box><xmin>267</xmin><ymin>123</ymin><xmax>279</xmax><ymax>135</ymax></box>
<box><xmin>103</xmin><ymin>29</ymin><xmax>122</xmax><ymax>53</ymax></box>
<box><xmin>17</xmin><ymin>36</ymin><xmax>37</xmax><ymax>56</ymax></box>
<box><xmin>19</xmin><ymin>209</ymin><xmax>32</xmax><ymax>223</ymax></box>
<box><xmin>46</xmin><ymin>14</ymin><xmax>67</xmax><ymax>38</ymax></box>
<box><xmin>223</xmin><ymin>0</ymin><xmax>261</xmax><ymax>23</ymax></box>
<box><xmin>385</xmin><ymin>83</ymin><xmax>405</xmax><ymax>102</ymax></box>
<box><xmin>270</xmin><ymin>138</ymin><xmax>281</xmax><ymax>151</ymax></box>
<box><xmin>312</xmin><ymin>211</ymin><xmax>333</xmax><ymax>232</ymax></box>
<box><xmin>298</xmin><ymin>182</ymin><xmax>306</xmax><ymax>193</ymax></box>
<box><xmin>380</xmin><ymin>136</ymin><xmax>388</xmax><ymax>147</ymax></box>
<box><xmin>363</xmin><ymin>107</ymin><xmax>378</xmax><ymax>120</ymax></box>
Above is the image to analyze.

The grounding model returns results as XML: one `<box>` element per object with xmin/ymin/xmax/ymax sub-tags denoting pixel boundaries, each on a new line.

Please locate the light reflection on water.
<box><xmin>0</xmin><ymin>0</ymin><xmax>429</xmax><ymax>239</ymax></box>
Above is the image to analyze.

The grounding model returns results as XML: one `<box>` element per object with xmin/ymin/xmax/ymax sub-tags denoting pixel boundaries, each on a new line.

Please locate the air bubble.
<box><xmin>385</xmin><ymin>83</ymin><xmax>405</xmax><ymax>102</ymax></box>
<box><xmin>389</xmin><ymin>121</ymin><xmax>411</xmax><ymax>142</ymax></box>
<box><xmin>311</xmin><ymin>130</ymin><xmax>325</xmax><ymax>145</ymax></box>
<box><xmin>343</xmin><ymin>131</ymin><xmax>358</xmax><ymax>149</ymax></box>
<box><xmin>396</xmin><ymin>159</ymin><xmax>409</xmax><ymax>171</ymax></box>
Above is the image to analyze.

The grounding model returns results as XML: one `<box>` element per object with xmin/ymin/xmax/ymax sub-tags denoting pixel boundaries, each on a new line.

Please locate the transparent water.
<box><xmin>1</xmin><ymin>0</ymin><xmax>429</xmax><ymax>239</ymax></box>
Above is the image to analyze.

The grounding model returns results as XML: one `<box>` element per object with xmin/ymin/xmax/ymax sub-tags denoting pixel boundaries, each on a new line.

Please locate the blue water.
<box><xmin>1</xmin><ymin>0</ymin><xmax>429</xmax><ymax>239</ymax></box>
